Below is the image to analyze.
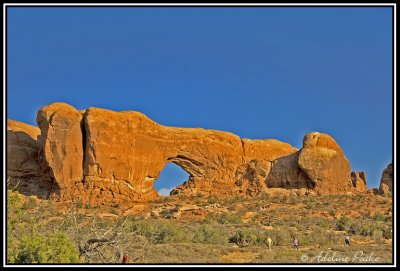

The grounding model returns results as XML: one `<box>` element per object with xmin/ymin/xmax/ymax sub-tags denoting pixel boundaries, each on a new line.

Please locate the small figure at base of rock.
<box><xmin>293</xmin><ymin>237</ymin><xmax>299</xmax><ymax>251</ymax></box>
<box><xmin>267</xmin><ymin>236</ymin><xmax>273</xmax><ymax>250</ymax></box>
<box><xmin>122</xmin><ymin>252</ymin><xmax>130</xmax><ymax>264</ymax></box>
<box><xmin>344</xmin><ymin>235</ymin><xmax>351</xmax><ymax>246</ymax></box>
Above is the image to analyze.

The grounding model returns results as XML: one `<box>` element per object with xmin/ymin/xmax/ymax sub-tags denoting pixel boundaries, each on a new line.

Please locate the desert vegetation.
<box><xmin>6</xmin><ymin>190</ymin><xmax>393</xmax><ymax>264</ymax></box>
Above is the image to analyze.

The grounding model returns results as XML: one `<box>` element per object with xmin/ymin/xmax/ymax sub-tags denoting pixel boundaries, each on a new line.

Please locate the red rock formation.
<box><xmin>351</xmin><ymin>171</ymin><xmax>367</xmax><ymax>192</ymax></box>
<box><xmin>298</xmin><ymin>132</ymin><xmax>353</xmax><ymax>195</ymax></box>
<box><xmin>266</xmin><ymin>151</ymin><xmax>314</xmax><ymax>190</ymax></box>
<box><xmin>36</xmin><ymin>102</ymin><xmax>84</xmax><ymax>200</ymax></box>
<box><xmin>7</xmin><ymin>120</ymin><xmax>54</xmax><ymax>198</ymax></box>
<box><xmin>6</xmin><ymin>103</ymin><xmax>358</xmax><ymax>204</ymax></box>
<box><xmin>379</xmin><ymin>163</ymin><xmax>393</xmax><ymax>196</ymax></box>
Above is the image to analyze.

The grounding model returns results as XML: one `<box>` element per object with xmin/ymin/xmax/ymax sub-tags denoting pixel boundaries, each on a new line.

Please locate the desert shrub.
<box><xmin>13</xmin><ymin>232</ymin><xmax>79</xmax><ymax>263</ymax></box>
<box><xmin>265</xmin><ymin>230</ymin><xmax>291</xmax><ymax>246</ymax></box>
<box><xmin>259</xmin><ymin>192</ymin><xmax>270</xmax><ymax>202</ymax></box>
<box><xmin>207</xmin><ymin>196</ymin><xmax>218</xmax><ymax>204</ymax></box>
<box><xmin>74</xmin><ymin>199</ymin><xmax>83</xmax><ymax>209</ymax></box>
<box><xmin>7</xmin><ymin>190</ymin><xmax>23</xmax><ymax>263</ymax></box>
<box><xmin>381</xmin><ymin>226</ymin><xmax>392</xmax><ymax>239</ymax></box>
<box><xmin>23</xmin><ymin>197</ymin><xmax>37</xmax><ymax>210</ymax></box>
<box><xmin>192</xmin><ymin>225</ymin><xmax>228</xmax><ymax>244</ymax></box>
<box><xmin>195</xmin><ymin>193</ymin><xmax>203</xmax><ymax>198</ymax></box>
<box><xmin>306</xmin><ymin>202</ymin><xmax>316</xmax><ymax>209</ymax></box>
<box><xmin>316</xmin><ymin>218</ymin><xmax>331</xmax><ymax>229</ymax></box>
<box><xmin>205</xmin><ymin>212</ymin><xmax>241</xmax><ymax>225</ymax></box>
<box><xmin>373</xmin><ymin>211</ymin><xmax>385</xmax><ymax>222</ymax></box>
<box><xmin>229</xmin><ymin>229</ymin><xmax>257</xmax><ymax>247</ymax></box>
<box><xmin>300</xmin><ymin>230</ymin><xmax>339</xmax><ymax>247</ymax></box>
<box><xmin>336</xmin><ymin>216</ymin><xmax>350</xmax><ymax>231</ymax></box>
<box><xmin>130</xmin><ymin>219</ymin><xmax>190</xmax><ymax>244</ymax></box>
<box><xmin>288</xmin><ymin>195</ymin><xmax>300</xmax><ymax>204</ymax></box>
<box><xmin>7</xmin><ymin>190</ymin><xmax>80</xmax><ymax>263</ymax></box>
<box><xmin>271</xmin><ymin>194</ymin><xmax>283</xmax><ymax>203</ymax></box>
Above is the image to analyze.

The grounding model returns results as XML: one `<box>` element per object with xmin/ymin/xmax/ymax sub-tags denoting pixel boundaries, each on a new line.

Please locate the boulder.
<box><xmin>298</xmin><ymin>132</ymin><xmax>353</xmax><ymax>195</ymax></box>
<box><xmin>379</xmin><ymin>163</ymin><xmax>393</xmax><ymax>196</ymax></box>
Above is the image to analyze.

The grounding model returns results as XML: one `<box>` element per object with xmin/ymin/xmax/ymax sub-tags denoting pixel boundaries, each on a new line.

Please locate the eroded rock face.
<box><xmin>37</xmin><ymin>103</ymin><xmax>84</xmax><ymax>199</ymax></box>
<box><xmin>379</xmin><ymin>163</ymin><xmax>393</xmax><ymax>196</ymax></box>
<box><xmin>351</xmin><ymin>171</ymin><xmax>367</xmax><ymax>192</ymax></box>
<box><xmin>82</xmin><ymin>107</ymin><xmax>244</xmax><ymax>204</ymax></box>
<box><xmin>267</xmin><ymin>151</ymin><xmax>314</xmax><ymax>190</ymax></box>
<box><xmin>234</xmin><ymin>160</ymin><xmax>270</xmax><ymax>197</ymax></box>
<box><xmin>7</xmin><ymin>103</ymin><xmax>358</xmax><ymax>204</ymax></box>
<box><xmin>298</xmin><ymin>132</ymin><xmax>353</xmax><ymax>195</ymax></box>
<box><xmin>7</xmin><ymin>120</ymin><xmax>54</xmax><ymax>198</ymax></box>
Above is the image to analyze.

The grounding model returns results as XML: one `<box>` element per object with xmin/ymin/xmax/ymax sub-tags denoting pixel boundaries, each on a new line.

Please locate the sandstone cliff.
<box><xmin>7</xmin><ymin>102</ymin><xmax>363</xmax><ymax>204</ymax></box>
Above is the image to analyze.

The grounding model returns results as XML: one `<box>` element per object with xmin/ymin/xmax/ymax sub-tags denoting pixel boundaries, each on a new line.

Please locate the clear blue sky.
<box><xmin>7</xmin><ymin>7</ymin><xmax>393</xmax><ymax>191</ymax></box>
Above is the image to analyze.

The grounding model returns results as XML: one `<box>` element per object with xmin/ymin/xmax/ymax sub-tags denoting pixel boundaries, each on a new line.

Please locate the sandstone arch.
<box><xmin>7</xmin><ymin>102</ymin><xmax>359</xmax><ymax>205</ymax></box>
<box><xmin>153</xmin><ymin>162</ymin><xmax>190</xmax><ymax>196</ymax></box>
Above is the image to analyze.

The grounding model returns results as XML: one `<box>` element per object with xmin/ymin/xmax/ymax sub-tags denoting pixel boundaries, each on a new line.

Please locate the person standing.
<box><xmin>345</xmin><ymin>235</ymin><xmax>351</xmax><ymax>246</ymax></box>
<box><xmin>267</xmin><ymin>236</ymin><xmax>273</xmax><ymax>250</ymax></box>
<box><xmin>122</xmin><ymin>252</ymin><xmax>130</xmax><ymax>264</ymax></box>
<box><xmin>293</xmin><ymin>237</ymin><xmax>299</xmax><ymax>251</ymax></box>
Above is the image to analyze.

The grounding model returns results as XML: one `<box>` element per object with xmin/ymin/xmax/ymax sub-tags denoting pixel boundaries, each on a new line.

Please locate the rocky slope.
<box><xmin>7</xmin><ymin>102</ymin><xmax>365</xmax><ymax>205</ymax></box>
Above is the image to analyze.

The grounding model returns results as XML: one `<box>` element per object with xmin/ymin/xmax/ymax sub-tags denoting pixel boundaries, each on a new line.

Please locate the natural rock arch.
<box><xmin>7</xmin><ymin>102</ymin><xmax>360</xmax><ymax>205</ymax></box>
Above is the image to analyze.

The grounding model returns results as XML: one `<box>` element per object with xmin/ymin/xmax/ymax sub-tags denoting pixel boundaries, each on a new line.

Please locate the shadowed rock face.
<box><xmin>7</xmin><ymin>120</ymin><xmax>58</xmax><ymax>199</ymax></box>
<box><xmin>7</xmin><ymin>102</ymin><xmax>359</xmax><ymax>204</ymax></box>
<box><xmin>267</xmin><ymin>151</ymin><xmax>314</xmax><ymax>190</ymax></box>
<box><xmin>379</xmin><ymin>163</ymin><xmax>393</xmax><ymax>196</ymax></box>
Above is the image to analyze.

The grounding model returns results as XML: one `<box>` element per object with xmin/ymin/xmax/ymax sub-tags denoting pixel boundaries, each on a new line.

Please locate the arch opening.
<box><xmin>154</xmin><ymin>162</ymin><xmax>190</xmax><ymax>196</ymax></box>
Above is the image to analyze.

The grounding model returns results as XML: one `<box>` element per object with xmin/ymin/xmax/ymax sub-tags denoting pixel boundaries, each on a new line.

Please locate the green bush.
<box><xmin>300</xmin><ymin>230</ymin><xmax>339</xmax><ymax>247</ymax></box>
<box><xmin>306</xmin><ymin>202</ymin><xmax>316</xmax><ymax>209</ymax></box>
<box><xmin>373</xmin><ymin>211</ymin><xmax>385</xmax><ymax>221</ymax></box>
<box><xmin>336</xmin><ymin>216</ymin><xmax>350</xmax><ymax>231</ymax></box>
<box><xmin>13</xmin><ymin>232</ymin><xmax>79</xmax><ymax>263</ymax></box>
<box><xmin>229</xmin><ymin>229</ymin><xmax>257</xmax><ymax>247</ymax></box>
<box><xmin>130</xmin><ymin>219</ymin><xmax>190</xmax><ymax>244</ymax></box>
<box><xmin>207</xmin><ymin>197</ymin><xmax>218</xmax><ymax>204</ymax></box>
<box><xmin>7</xmin><ymin>190</ymin><xmax>80</xmax><ymax>264</ymax></box>
<box><xmin>193</xmin><ymin>225</ymin><xmax>228</xmax><ymax>244</ymax></box>
<box><xmin>74</xmin><ymin>199</ymin><xmax>83</xmax><ymax>209</ymax></box>
<box><xmin>205</xmin><ymin>212</ymin><xmax>241</xmax><ymax>225</ymax></box>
